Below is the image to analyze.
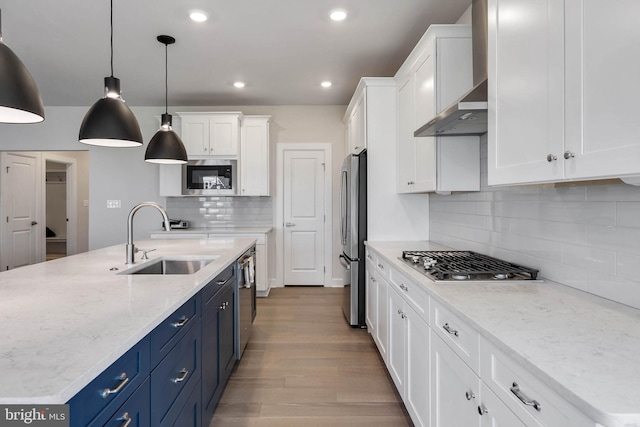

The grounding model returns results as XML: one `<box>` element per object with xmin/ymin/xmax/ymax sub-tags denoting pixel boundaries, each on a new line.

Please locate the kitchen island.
<box><xmin>0</xmin><ymin>237</ymin><xmax>255</xmax><ymax>405</ymax></box>
<box><xmin>366</xmin><ymin>241</ymin><xmax>640</xmax><ymax>427</ymax></box>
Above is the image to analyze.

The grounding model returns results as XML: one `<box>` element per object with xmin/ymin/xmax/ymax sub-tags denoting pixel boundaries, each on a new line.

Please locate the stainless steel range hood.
<box><xmin>414</xmin><ymin>0</ymin><xmax>488</xmax><ymax>137</ymax></box>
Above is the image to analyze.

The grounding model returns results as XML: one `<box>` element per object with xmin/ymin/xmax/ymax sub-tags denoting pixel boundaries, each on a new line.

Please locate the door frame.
<box><xmin>42</xmin><ymin>153</ymin><xmax>79</xmax><ymax>256</ymax></box>
<box><xmin>275</xmin><ymin>143</ymin><xmax>333</xmax><ymax>288</ymax></box>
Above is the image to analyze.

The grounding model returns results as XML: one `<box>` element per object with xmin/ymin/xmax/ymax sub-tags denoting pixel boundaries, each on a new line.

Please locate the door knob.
<box><xmin>285</xmin><ymin>222</ymin><xmax>296</xmax><ymax>227</ymax></box>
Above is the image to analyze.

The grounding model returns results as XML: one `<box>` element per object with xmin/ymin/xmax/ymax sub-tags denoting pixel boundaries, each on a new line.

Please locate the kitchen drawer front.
<box><xmin>389</xmin><ymin>268</ymin><xmax>429</xmax><ymax>324</ymax></box>
<box><xmin>375</xmin><ymin>255</ymin><xmax>391</xmax><ymax>280</ymax></box>
<box><xmin>202</xmin><ymin>264</ymin><xmax>235</xmax><ymax>306</ymax></box>
<box><xmin>480</xmin><ymin>338</ymin><xmax>593</xmax><ymax>427</ymax></box>
<box><xmin>151</xmin><ymin>318</ymin><xmax>201</xmax><ymax>426</ymax></box>
<box><xmin>150</xmin><ymin>293</ymin><xmax>201</xmax><ymax>367</ymax></box>
<box><xmin>365</xmin><ymin>248</ymin><xmax>377</xmax><ymax>266</ymax></box>
<box><xmin>431</xmin><ymin>299</ymin><xmax>479</xmax><ymax>374</ymax></box>
<box><xmin>91</xmin><ymin>379</ymin><xmax>150</xmax><ymax>427</ymax></box>
<box><xmin>68</xmin><ymin>336</ymin><xmax>150</xmax><ymax>427</ymax></box>
<box><xmin>209</xmin><ymin>232</ymin><xmax>266</xmax><ymax>244</ymax></box>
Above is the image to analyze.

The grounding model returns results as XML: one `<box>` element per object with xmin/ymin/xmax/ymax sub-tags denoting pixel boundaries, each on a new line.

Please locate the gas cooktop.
<box><xmin>399</xmin><ymin>250</ymin><xmax>539</xmax><ymax>282</ymax></box>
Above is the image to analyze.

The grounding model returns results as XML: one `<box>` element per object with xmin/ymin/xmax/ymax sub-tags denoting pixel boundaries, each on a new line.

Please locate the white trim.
<box><xmin>42</xmin><ymin>153</ymin><xmax>79</xmax><ymax>256</ymax></box>
<box><xmin>275</xmin><ymin>143</ymin><xmax>333</xmax><ymax>287</ymax></box>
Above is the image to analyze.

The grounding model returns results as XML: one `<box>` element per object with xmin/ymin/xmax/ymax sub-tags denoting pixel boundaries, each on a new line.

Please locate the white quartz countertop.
<box><xmin>151</xmin><ymin>227</ymin><xmax>273</xmax><ymax>235</ymax></box>
<box><xmin>366</xmin><ymin>241</ymin><xmax>640</xmax><ymax>427</ymax></box>
<box><xmin>0</xmin><ymin>237</ymin><xmax>256</xmax><ymax>404</ymax></box>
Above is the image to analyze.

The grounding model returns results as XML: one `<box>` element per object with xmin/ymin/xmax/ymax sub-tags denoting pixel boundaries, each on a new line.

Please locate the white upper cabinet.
<box><xmin>178</xmin><ymin>112</ymin><xmax>242</xmax><ymax>158</ymax></box>
<box><xmin>345</xmin><ymin>86</ymin><xmax>367</xmax><ymax>154</ymax></box>
<box><xmin>395</xmin><ymin>25</ymin><xmax>480</xmax><ymax>194</ymax></box>
<box><xmin>488</xmin><ymin>0</ymin><xmax>640</xmax><ymax>186</ymax></box>
<box><xmin>240</xmin><ymin>115</ymin><xmax>271</xmax><ymax>196</ymax></box>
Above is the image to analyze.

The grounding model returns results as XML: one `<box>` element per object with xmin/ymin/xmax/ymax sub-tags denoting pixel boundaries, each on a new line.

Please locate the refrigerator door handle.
<box><xmin>339</xmin><ymin>254</ymin><xmax>351</xmax><ymax>270</ymax></box>
<box><xmin>340</xmin><ymin>170</ymin><xmax>348</xmax><ymax>246</ymax></box>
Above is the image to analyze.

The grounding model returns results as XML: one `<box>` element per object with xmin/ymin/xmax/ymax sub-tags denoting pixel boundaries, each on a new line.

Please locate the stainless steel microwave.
<box><xmin>182</xmin><ymin>159</ymin><xmax>237</xmax><ymax>195</ymax></box>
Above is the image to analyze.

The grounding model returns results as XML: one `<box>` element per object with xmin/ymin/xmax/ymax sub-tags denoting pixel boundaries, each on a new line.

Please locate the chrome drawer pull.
<box><xmin>171</xmin><ymin>316</ymin><xmax>189</xmax><ymax>328</ymax></box>
<box><xmin>510</xmin><ymin>382</ymin><xmax>542</xmax><ymax>412</ymax></box>
<box><xmin>465</xmin><ymin>390</ymin><xmax>475</xmax><ymax>400</ymax></box>
<box><xmin>442</xmin><ymin>323</ymin><xmax>459</xmax><ymax>337</ymax></box>
<box><xmin>118</xmin><ymin>412</ymin><xmax>132</xmax><ymax>427</ymax></box>
<box><xmin>217</xmin><ymin>279</ymin><xmax>229</xmax><ymax>286</ymax></box>
<box><xmin>477</xmin><ymin>404</ymin><xmax>488</xmax><ymax>415</ymax></box>
<box><xmin>172</xmin><ymin>368</ymin><xmax>189</xmax><ymax>384</ymax></box>
<box><xmin>100</xmin><ymin>372</ymin><xmax>129</xmax><ymax>398</ymax></box>
<box><xmin>378</xmin><ymin>263</ymin><xmax>384</xmax><ymax>270</ymax></box>
<box><xmin>399</xmin><ymin>284</ymin><xmax>408</xmax><ymax>291</ymax></box>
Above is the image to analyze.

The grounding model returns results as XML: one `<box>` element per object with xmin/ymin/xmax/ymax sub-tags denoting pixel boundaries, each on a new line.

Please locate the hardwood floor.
<box><xmin>210</xmin><ymin>286</ymin><xmax>413</xmax><ymax>427</ymax></box>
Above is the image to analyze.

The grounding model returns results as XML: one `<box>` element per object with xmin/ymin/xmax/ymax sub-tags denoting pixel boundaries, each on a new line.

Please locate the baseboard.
<box><xmin>257</xmin><ymin>288</ymin><xmax>271</xmax><ymax>298</ymax></box>
<box><xmin>326</xmin><ymin>278</ymin><xmax>345</xmax><ymax>288</ymax></box>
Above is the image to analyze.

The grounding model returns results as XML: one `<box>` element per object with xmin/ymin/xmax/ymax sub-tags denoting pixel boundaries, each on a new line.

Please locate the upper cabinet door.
<box><xmin>240</xmin><ymin>116</ymin><xmax>271</xmax><ymax>196</ymax></box>
<box><xmin>564</xmin><ymin>0</ymin><xmax>640</xmax><ymax>180</ymax></box>
<box><xmin>181</xmin><ymin>115</ymin><xmax>210</xmax><ymax>157</ymax></box>
<box><xmin>209</xmin><ymin>114</ymin><xmax>240</xmax><ymax>156</ymax></box>
<box><xmin>487</xmin><ymin>0</ymin><xmax>565</xmax><ymax>186</ymax></box>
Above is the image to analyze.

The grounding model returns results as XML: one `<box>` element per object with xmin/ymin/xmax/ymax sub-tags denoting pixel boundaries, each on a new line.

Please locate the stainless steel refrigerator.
<box><xmin>339</xmin><ymin>149</ymin><xmax>367</xmax><ymax>327</ymax></box>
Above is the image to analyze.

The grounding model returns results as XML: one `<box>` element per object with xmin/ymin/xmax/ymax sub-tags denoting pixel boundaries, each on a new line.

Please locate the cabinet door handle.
<box><xmin>465</xmin><ymin>390</ymin><xmax>475</xmax><ymax>400</ymax></box>
<box><xmin>510</xmin><ymin>382</ymin><xmax>542</xmax><ymax>412</ymax></box>
<box><xmin>407</xmin><ymin>181</ymin><xmax>415</xmax><ymax>185</ymax></box>
<box><xmin>546</xmin><ymin>154</ymin><xmax>557</xmax><ymax>162</ymax></box>
<box><xmin>399</xmin><ymin>284</ymin><xmax>408</xmax><ymax>292</ymax></box>
<box><xmin>442</xmin><ymin>323</ymin><xmax>459</xmax><ymax>337</ymax></box>
<box><xmin>285</xmin><ymin>222</ymin><xmax>296</xmax><ymax>227</ymax></box>
<box><xmin>477</xmin><ymin>404</ymin><xmax>488</xmax><ymax>415</ymax></box>
<box><xmin>564</xmin><ymin>151</ymin><xmax>575</xmax><ymax>159</ymax></box>
<box><xmin>118</xmin><ymin>412</ymin><xmax>132</xmax><ymax>427</ymax></box>
<box><xmin>171</xmin><ymin>316</ymin><xmax>189</xmax><ymax>328</ymax></box>
<box><xmin>378</xmin><ymin>263</ymin><xmax>384</xmax><ymax>270</ymax></box>
<box><xmin>371</xmin><ymin>277</ymin><xmax>377</xmax><ymax>283</ymax></box>
<box><xmin>100</xmin><ymin>372</ymin><xmax>129</xmax><ymax>398</ymax></box>
<box><xmin>172</xmin><ymin>368</ymin><xmax>189</xmax><ymax>384</ymax></box>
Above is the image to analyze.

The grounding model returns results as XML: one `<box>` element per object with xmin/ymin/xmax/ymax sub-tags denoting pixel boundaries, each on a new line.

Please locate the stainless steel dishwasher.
<box><xmin>236</xmin><ymin>246</ymin><xmax>256</xmax><ymax>358</ymax></box>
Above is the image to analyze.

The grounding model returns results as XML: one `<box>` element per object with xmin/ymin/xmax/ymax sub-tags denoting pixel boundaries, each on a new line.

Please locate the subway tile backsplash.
<box><xmin>166</xmin><ymin>196</ymin><xmax>273</xmax><ymax>228</ymax></box>
<box><xmin>430</xmin><ymin>135</ymin><xmax>640</xmax><ymax>309</ymax></box>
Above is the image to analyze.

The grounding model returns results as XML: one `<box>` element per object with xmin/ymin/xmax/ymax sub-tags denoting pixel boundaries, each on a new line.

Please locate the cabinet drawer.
<box><xmin>480</xmin><ymin>338</ymin><xmax>592</xmax><ymax>427</ymax></box>
<box><xmin>202</xmin><ymin>264</ymin><xmax>235</xmax><ymax>306</ymax></box>
<box><xmin>431</xmin><ymin>299</ymin><xmax>479</xmax><ymax>373</ymax></box>
<box><xmin>151</xmin><ymin>319</ymin><xmax>201</xmax><ymax>426</ymax></box>
<box><xmin>389</xmin><ymin>268</ymin><xmax>429</xmax><ymax>324</ymax></box>
<box><xmin>375</xmin><ymin>256</ymin><xmax>391</xmax><ymax>280</ymax></box>
<box><xmin>162</xmin><ymin>380</ymin><xmax>202</xmax><ymax>427</ymax></box>
<box><xmin>68</xmin><ymin>337</ymin><xmax>150</xmax><ymax>427</ymax></box>
<box><xmin>365</xmin><ymin>249</ymin><xmax>377</xmax><ymax>266</ymax></box>
<box><xmin>150</xmin><ymin>293</ymin><xmax>200</xmax><ymax>367</ymax></box>
<box><xmin>92</xmin><ymin>379</ymin><xmax>150</xmax><ymax>427</ymax></box>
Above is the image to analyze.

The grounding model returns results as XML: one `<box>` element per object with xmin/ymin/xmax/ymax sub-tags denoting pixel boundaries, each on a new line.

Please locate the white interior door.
<box><xmin>1</xmin><ymin>152</ymin><xmax>41</xmax><ymax>270</ymax></box>
<box><xmin>283</xmin><ymin>150</ymin><xmax>325</xmax><ymax>285</ymax></box>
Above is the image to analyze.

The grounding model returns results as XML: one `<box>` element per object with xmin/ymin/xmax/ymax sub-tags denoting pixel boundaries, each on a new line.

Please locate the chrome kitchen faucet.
<box><xmin>126</xmin><ymin>202</ymin><xmax>171</xmax><ymax>264</ymax></box>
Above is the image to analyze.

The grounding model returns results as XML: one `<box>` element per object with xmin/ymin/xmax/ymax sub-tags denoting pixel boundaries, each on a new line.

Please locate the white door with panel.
<box><xmin>1</xmin><ymin>152</ymin><xmax>41</xmax><ymax>270</ymax></box>
<box><xmin>283</xmin><ymin>150</ymin><xmax>325</xmax><ymax>285</ymax></box>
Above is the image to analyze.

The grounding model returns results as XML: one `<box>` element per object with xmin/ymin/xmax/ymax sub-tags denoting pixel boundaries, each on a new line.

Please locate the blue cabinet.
<box><xmin>68</xmin><ymin>263</ymin><xmax>238</xmax><ymax>427</ymax></box>
<box><xmin>202</xmin><ymin>264</ymin><xmax>236</xmax><ymax>426</ymax></box>
<box><xmin>68</xmin><ymin>337</ymin><xmax>150</xmax><ymax>427</ymax></box>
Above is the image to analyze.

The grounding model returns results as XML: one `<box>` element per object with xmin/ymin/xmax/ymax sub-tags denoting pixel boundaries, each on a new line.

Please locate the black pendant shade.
<box><xmin>0</xmin><ymin>10</ymin><xmax>45</xmax><ymax>123</ymax></box>
<box><xmin>145</xmin><ymin>35</ymin><xmax>187</xmax><ymax>164</ymax></box>
<box><xmin>79</xmin><ymin>0</ymin><xmax>142</xmax><ymax>147</ymax></box>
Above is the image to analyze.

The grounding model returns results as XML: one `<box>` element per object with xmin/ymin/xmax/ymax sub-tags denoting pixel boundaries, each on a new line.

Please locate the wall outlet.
<box><xmin>107</xmin><ymin>200</ymin><xmax>121</xmax><ymax>209</ymax></box>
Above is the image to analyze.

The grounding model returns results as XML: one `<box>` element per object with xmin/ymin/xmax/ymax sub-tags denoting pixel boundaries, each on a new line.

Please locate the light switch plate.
<box><xmin>106</xmin><ymin>200</ymin><xmax>121</xmax><ymax>209</ymax></box>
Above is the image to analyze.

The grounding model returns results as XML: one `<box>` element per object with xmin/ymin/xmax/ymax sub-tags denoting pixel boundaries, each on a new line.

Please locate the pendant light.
<box><xmin>79</xmin><ymin>0</ymin><xmax>142</xmax><ymax>147</ymax></box>
<box><xmin>0</xmin><ymin>9</ymin><xmax>44</xmax><ymax>123</ymax></box>
<box><xmin>145</xmin><ymin>35</ymin><xmax>187</xmax><ymax>164</ymax></box>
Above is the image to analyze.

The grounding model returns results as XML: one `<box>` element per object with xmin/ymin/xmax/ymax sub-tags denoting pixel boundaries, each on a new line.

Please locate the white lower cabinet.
<box><xmin>365</xmin><ymin>247</ymin><xmax>596</xmax><ymax>427</ymax></box>
<box><xmin>431</xmin><ymin>333</ymin><xmax>480</xmax><ymax>427</ymax></box>
<box><xmin>479</xmin><ymin>384</ymin><xmax>526</xmax><ymax>427</ymax></box>
<box><xmin>386</xmin><ymin>285</ymin><xmax>430</xmax><ymax>427</ymax></box>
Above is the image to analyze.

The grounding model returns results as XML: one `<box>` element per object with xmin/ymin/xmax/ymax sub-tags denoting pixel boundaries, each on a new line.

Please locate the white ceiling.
<box><xmin>3</xmin><ymin>0</ymin><xmax>471</xmax><ymax>107</ymax></box>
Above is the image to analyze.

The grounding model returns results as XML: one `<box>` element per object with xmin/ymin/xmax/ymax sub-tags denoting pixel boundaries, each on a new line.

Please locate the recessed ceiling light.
<box><xmin>234</xmin><ymin>81</ymin><xmax>245</xmax><ymax>88</ymax></box>
<box><xmin>321</xmin><ymin>81</ymin><xmax>332</xmax><ymax>88</ymax></box>
<box><xmin>329</xmin><ymin>9</ymin><xmax>348</xmax><ymax>21</ymax></box>
<box><xmin>189</xmin><ymin>10</ymin><xmax>208</xmax><ymax>22</ymax></box>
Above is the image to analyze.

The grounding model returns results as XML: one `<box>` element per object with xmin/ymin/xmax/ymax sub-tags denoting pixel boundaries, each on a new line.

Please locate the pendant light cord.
<box><xmin>165</xmin><ymin>43</ymin><xmax>168</xmax><ymax>114</ymax></box>
<box><xmin>110</xmin><ymin>0</ymin><xmax>114</xmax><ymax>77</ymax></box>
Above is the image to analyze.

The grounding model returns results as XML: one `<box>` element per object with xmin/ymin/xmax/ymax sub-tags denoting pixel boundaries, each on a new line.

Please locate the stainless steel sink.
<box><xmin>121</xmin><ymin>257</ymin><xmax>217</xmax><ymax>275</ymax></box>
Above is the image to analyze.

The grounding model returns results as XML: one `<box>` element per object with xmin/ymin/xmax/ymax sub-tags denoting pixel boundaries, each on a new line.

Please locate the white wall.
<box><xmin>430</xmin><ymin>135</ymin><xmax>640</xmax><ymax>310</ymax></box>
<box><xmin>0</xmin><ymin>106</ymin><xmax>167</xmax><ymax>250</ymax></box>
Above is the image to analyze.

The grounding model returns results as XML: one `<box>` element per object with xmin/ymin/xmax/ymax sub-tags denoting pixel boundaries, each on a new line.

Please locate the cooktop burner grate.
<box><xmin>401</xmin><ymin>250</ymin><xmax>539</xmax><ymax>281</ymax></box>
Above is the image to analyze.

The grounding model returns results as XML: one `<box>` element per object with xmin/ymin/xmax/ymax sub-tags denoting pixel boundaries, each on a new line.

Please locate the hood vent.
<box><xmin>415</xmin><ymin>0</ymin><xmax>488</xmax><ymax>137</ymax></box>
